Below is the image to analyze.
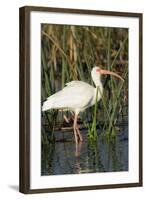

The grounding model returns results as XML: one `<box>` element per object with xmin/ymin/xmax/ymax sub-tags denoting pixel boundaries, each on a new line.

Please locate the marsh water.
<box><xmin>41</xmin><ymin>123</ymin><xmax>128</xmax><ymax>176</ymax></box>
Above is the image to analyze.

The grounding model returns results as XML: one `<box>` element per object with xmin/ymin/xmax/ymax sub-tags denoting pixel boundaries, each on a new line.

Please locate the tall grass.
<box><xmin>41</xmin><ymin>24</ymin><xmax>128</xmax><ymax>143</ymax></box>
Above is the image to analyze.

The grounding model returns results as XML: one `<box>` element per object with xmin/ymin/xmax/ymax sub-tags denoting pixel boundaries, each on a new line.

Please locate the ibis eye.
<box><xmin>96</xmin><ymin>68</ymin><xmax>100</xmax><ymax>73</ymax></box>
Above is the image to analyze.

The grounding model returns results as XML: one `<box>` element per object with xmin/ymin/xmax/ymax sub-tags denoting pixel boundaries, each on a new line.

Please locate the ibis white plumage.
<box><xmin>42</xmin><ymin>66</ymin><xmax>123</xmax><ymax>143</ymax></box>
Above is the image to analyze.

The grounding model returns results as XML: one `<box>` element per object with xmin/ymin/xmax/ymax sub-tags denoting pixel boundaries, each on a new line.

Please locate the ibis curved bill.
<box><xmin>42</xmin><ymin>66</ymin><xmax>124</xmax><ymax>143</ymax></box>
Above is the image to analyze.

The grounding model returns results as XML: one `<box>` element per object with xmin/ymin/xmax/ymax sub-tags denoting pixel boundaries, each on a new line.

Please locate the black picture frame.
<box><xmin>19</xmin><ymin>6</ymin><xmax>143</xmax><ymax>194</ymax></box>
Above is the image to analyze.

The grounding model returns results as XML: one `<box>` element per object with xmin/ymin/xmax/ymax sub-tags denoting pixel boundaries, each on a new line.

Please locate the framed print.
<box><xmin>19</xmin><ymin>6</ymin><xmax>143</xmax><ymax>194</ymax></box>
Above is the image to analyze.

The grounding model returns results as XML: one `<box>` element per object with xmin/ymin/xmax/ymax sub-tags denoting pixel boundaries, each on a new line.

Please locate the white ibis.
<box><xmin>42</xmin><ymin>66</ymin><xmax>124</xmax><ymax>143</ymax></box>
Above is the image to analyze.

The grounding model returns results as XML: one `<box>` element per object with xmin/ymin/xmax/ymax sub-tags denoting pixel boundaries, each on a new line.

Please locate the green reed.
<box><xmin>86</xmin><ymin>87</ymin><xmax>99</xmax><ymax>141</ymax></box>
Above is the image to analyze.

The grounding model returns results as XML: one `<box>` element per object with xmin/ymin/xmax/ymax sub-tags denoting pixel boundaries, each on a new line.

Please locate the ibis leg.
<box><xmin>73</xmin><ymin>114</ymin><xmax>78</xmax><ymax>144</ymax></box>
<box><xmin>73</xmin><ymin>114</ymin><xmax>83</xmax><ymax>143</ymax></box>
<box><xmin>76</xmin><ymin>126</ymin><xmax>83</xmax><ymax>142</ymax></box>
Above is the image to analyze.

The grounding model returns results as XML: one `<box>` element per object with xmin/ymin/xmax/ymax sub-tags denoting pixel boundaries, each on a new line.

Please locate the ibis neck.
<box><xmin>92</xmin><ymin>73</ymin><xmax>102</xmax><ymax>88</ymax></box>
<box><xmin>92</xmin><ymin>74</ymin><xmax>103</xmax><ymax>99</ymax></box>
<box><xmin>94</xmin><ymin>80</ymin><xmax>103</xmax><ymax>96</ymax></box>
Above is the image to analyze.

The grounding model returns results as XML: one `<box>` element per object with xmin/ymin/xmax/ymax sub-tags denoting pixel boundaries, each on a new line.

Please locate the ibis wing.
<box><xmin>46</xmin><ymin>81</ymin><xmax>94</xmax><ymax>110</ymax></box>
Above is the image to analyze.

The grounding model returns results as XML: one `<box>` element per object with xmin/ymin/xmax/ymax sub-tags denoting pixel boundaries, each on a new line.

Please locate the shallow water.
<box><xmin>41</xmin><ymin>125</ymin><xmax>128</xmax><ymax>175</ymax></box>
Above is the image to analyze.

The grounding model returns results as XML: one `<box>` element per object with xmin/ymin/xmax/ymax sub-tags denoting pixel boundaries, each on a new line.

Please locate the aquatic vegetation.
<box><xmin>41</xmin><ymin>25</ymin><xmax>128</xmax><ymax>143</ymax></box>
